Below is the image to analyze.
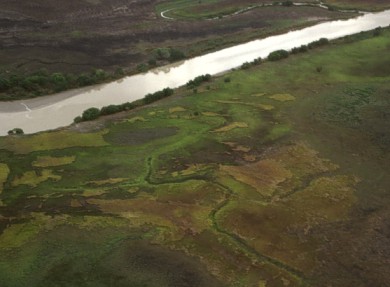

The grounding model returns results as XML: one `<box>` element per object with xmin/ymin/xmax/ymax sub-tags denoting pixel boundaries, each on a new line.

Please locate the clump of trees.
<box><xmin>270</xmin><ymin>38</ymin><xmax>330</xmax><ymax>60</ymax></box>
<box><xmin>0</xmin><ymin>68</ymin><xmax>114</xmax><ymax>101</ymax></box>
<box><xmin>74</xmin><ymin>87</ymin><xmax>174</xmax><ymax>123</ymax></box>
<box><xmin>143</xmin><ymin>88</ymin><xmax>174</xmax><ymax>104</ymax></box>
<box><xmin>186</xmin><ymin>74</ymin><xmax>211</xmax><ymax>89</ymax></box>
<box><xmin>8</xmin><ymin>128</ymin><xmax>24</xmax><ymax>135</ymax></box>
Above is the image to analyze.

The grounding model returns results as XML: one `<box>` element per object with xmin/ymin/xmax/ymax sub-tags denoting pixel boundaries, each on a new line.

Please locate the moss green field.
<box><xmin>0</xmin><ymin>29</ymin><xmax>389</xmax><ymax>286</ymax></box>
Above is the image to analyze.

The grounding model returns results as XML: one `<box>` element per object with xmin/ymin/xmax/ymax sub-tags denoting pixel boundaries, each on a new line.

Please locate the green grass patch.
<box><xmin>0</xmin><ymin>130</ymin><xmax>108</xmax><ymax>154</ymax></box>
<box><xmin>32</xmin><ymin>155</ymin><xmax>76</xmax><ymax>167</ymax></box>
<box><xmin>0</xmin><ymin>163</ymin><xmax>9</xmax><ymax>193</ymax></box>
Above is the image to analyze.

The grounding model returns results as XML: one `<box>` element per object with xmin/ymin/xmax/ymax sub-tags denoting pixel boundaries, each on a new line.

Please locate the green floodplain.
<box><xmin>0</xmin><ymin>28</ymin><xmax>389</xmax><ymax>286</ymax></box>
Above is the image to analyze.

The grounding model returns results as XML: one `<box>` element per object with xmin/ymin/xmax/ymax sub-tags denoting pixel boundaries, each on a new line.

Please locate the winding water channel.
<box><xmin>1</xmin><ymin>9</ymin><xmax>390</xmax><ymax>135</ymax></box>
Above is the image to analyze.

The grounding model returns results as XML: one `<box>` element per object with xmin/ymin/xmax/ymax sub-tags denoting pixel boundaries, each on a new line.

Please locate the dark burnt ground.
<box><xmin>0</xmin><ymin>0</ymin><xmax>352</xmax><ymax>75</ymax></box>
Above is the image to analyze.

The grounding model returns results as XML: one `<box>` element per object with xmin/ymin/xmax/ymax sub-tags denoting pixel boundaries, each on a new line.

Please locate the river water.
<box><xmin>1</xmin><ymin>9</ymin><xmax>389</xmax><ymax>135</ymax></box>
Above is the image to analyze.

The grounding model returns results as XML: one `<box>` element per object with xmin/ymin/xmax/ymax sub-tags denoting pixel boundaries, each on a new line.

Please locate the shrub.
<box><xmin>8</xmin><ymin>128</ymin><xmax>24</xmax><ymax>135</ymax></box>
<box><xmin>308</xmin><ymin>38</ymin><xmax>329</xmax><ymax>49</ymax></box>
<box><xmin>169</xmin><ymin>48</ymin><xmax>186</xmax><ymax>61</ymax></box>
<box><xmin>77</xmin><ymin>73</ymin><xmax>94</xmax><ymax>86</ymax></box>
<box><xmin>155</xmin><ymin>48</ymin><xmax>171</xmax><ymax>60</ymax></box>
<box><xmin>298</xmin><ymin>45</ymin><xmax>308</xmax><ymax>53</ymax></box>
<box><xmin>241</xmin><ymin>62</ymin><xmax>251</xmax><ymax>69</ymax></box>
<box><xmin>144</xmin><ymin>87</ymin><xmax>174</xmax><ymax>104</ymax></box>
<box><xmin>373</xmin><ymin>27</ymin><xmax>381</xmax><ymax>37</ymax></box>
<box><xmin>282</xmin><ymin>0</ymin><xmax>293</xmax><ymax>6</ymax></box>
<box><xmin>291</xmin><ymin>47</ymin><xmax>299</xmax><ymax>54</ymax></box>
<box><xmin>224</xmin><ymin>77</ymin><xmax>231</xmax><ymax>83</ymax></box>
<box><xmin>186</xmin><ymin>74</ymin><xmax>211</xmax><ymax>89</ymax></box>
<box><xmin>137</xmin><ymin>64</ymin><xmax>149</xmax><ymax>73</ymax></box>
<box><xmin>82</xmin><ymin>107</ymin><xmax>101</xmax><ymax>121</ymax></box>
<box><xmin>73</xmin><ymin>116</ymin><xmax>83</xmax><ymax>123</ymax></box>
<box><xmin>119</xmin><ymin>102</ymin><xmax>136</xmax><ymax>110</ymax></box>
<box><xmin>252</xmin><ymin>57</ymin><xmax>262</xmax><ymax>65</ymax></box>
<box><xmin>100</xmin><ymin>105</ymin><xmax>121</xmax><ymax>115</ymax></box>
<box><xmin>267</xmin><ymin>50</ymin><xmax>289</xmax><ymax>61</ymax></box>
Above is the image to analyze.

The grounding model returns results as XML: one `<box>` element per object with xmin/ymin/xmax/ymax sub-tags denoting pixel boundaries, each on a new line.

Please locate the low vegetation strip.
<box><xmin>70</xmin><ymin>35</ymin><xmax>333</xmax><ymax>125</ymax></box>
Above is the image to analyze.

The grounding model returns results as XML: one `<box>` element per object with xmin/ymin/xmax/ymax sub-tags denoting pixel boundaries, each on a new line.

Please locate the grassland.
<box><xmin>0</xmin><ymin>28</ymin><xmax>389</xmax><ymax>286</ymax></box>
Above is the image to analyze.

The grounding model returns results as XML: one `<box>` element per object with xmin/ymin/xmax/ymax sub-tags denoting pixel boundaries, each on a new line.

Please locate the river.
<box><xmin>0</xmin><ymin>9</ymin><xmax>389</xmax><ymax>135</ymax></box>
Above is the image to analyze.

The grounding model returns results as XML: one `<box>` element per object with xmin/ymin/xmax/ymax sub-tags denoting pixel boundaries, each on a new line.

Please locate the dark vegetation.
<box><xmin>0</xmin><ymin>68</ymin><xmax>123</xmax><ymax>101</ymax></box>
<box><xmin>74</xmin><ymin>88</ymin><xmax>174</xmax><ymax>123</ymax></box>
<box><xmin>186</xmin><ymin>74</ymin><xmax>211</xmax><ymax>89</ymax></box>
<box><xmin>267</xmin><ymin>49</ymin><xmax>290</xmax><ymax>61</ymax></box>
<box><xmin>241</xmin><ymin>57</ymin><xmax>262</xmax><ymax>69</ymax></box>
<box><xmin>73</xmin><ymin>37</ymin><xmax>333</xmax><ymax>124</ymax></box>
<box><xmin>0</xmin><ymin>0</ymin><xmax>358</xmax><ymax>101</ymax></box>
<box><xmin>1</xmin><ymin>35</ymin><xmax>316</xmax><ymax>102</ymax></box>
<box><xmin>7</xmin><ymin>128</ymin><xmax>24</xmax><ymax>135</ymax></box>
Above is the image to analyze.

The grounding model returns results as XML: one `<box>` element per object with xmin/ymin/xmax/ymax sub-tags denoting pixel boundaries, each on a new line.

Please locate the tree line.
<box><xmin>0</xmin><ymin>68</ymin><xmax>125</xmax><ymax>101</ymax></box>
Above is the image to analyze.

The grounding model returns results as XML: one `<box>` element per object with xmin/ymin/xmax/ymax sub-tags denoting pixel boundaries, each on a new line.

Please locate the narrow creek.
<box><xmin>0</xmin><ymin>9</ymin><xmax>389</xmax><ymax>135</ymax></box>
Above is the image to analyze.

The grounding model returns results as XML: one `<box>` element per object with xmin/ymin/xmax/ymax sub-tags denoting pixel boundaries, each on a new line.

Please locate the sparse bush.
<box><xmin>148</xmin><ymin>59</ymin><xmax>157</xmax><ymax>66</ymax></box>
<box><xmin>373</xmin><ymin>27</ymin><xmax>381</xmax><ymax>37</ymax></box>
<box><xmin>154</xmin><ymin>47</ymin><xmax>186</xmax><ymax>62</ymax></box>
<box><xmin>115</xmin><ymin>68</ymin><xmax>125</xmax><ymax>77</ymax></box>
<box><xmin>137</xmin><ymin>63</ymin><xmax>149</xmax><ymax>73</ymax></box>
<box><xmin>224</xmin><ymin>77</ymin><xmax>231</xmax><ymax>83</ymax></box>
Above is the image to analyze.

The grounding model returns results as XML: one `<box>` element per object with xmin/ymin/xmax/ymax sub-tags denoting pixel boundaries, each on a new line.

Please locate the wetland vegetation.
<box><xmin>0</xmin><ymin>24</ymin><xmax>389</xmax><ymax>286</ymax></box>
<box><xmin>0</xmin><ymin>0</ymin><xmax>364</xmax><ymax>101</ymax></box>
